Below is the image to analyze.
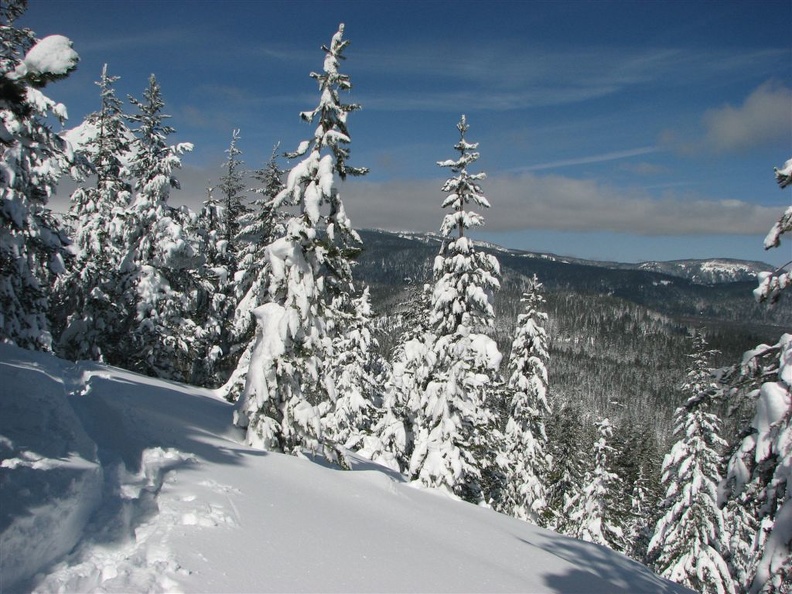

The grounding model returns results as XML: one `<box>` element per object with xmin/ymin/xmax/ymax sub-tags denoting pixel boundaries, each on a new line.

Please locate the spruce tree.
<box><xmin>364</xmin><ymin>281</ymin><xmax>433</xmax><ymax>473</ymax></box>
<box><xmin>222</xmin><ymin>145</ymin><xmax>285</xmax><ymax>401</ymax></box>
<box><xmin>496</xmin><ymin>275</ymin><xmax>551</xmax><ymax>524</ymax></box>
<box><xmin>545</xmin><ymin>403</ymin><xmax>588</xmax><ymax>532</ymax></box>
<box><xmin>120</xmin><ymin>74</ymin><xmax>198</xmax><ymax>379</ymax></box>
<box><xmin>407</xmin><ymin>115</ymin><xmax>503</xmax><ymax>503</ymax></box>
<box><xmin>721</xmin><ymin>158</ymin><xmax>791</xmax><ymax>594</ymax></box>
<box><xmin>56</xmin><ymin>64</ymin><xmax>133</xmax><ymax>361</ymax></box>
<box><xmin>564</xmin><ymin>417</ymin><xmax>626</xmax><ymax>552</ymax></box>
<box><xmin>648</xmin><ymin>333</ymin><xmax>734</xmax><ymax>594</ymax></box>
<box><xmin>217</xmin><ymin>128</ymin><xmax>248</xmax><ymax>255</ymax></box>
<box><xmin>233</xmin><ymin>24</ymin><xmax>369</xmax><ymax>458</ymax></box>
<box><xmin>0</xmin><ymin>2</ymin><xmax>78</xmax><ymax>350</ymax></box>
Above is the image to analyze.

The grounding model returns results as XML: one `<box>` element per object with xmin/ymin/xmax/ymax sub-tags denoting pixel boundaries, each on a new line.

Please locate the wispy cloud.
<box><xmin>353</xmin><ymin>45</ymin><xmax>788</xmax><ymax>112</ymax></box>
<box><xmin>514</xmin><ymin>147</ymin><xmax>660</xmax><ymax>173</ymax></box>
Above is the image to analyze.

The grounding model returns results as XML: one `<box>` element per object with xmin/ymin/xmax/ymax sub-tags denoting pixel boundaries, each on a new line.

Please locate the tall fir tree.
<box><xmin>222</xmin><ymin>144</ymin><xmax>285</xmax><ymax>401</ymax></box>
<box><xmin>648</xmin><ymin>332</ymin><xmax>734</xmax><ymax>594</ymax></box>
<box><xmin>0</xmin><ymin>2</ymin><xmax>78</xmax><ymax>350</ymax></box>
<box><xmin>611</xmin><ymin>419</ymin><xmax>663</xmax><ymax>561</ymax></box>
<box><xmin>564</xmin><ymin>417</ymin><xmax>626</xmax><ymax>552</ymax></box>
<box><xmin>496</xmin><ymin>275</ymin><xmax>551</xmax><ymax>524</ymax></box>
<box><xmin>545</xmin><ymin>403</ymin><xmax>588</xmax><ymax>533</ymax></box>
<box><xmin>721</xmin><ymin>157</ymin><xmax>791</xmax><ymax>594</ymax></box>
<box><xmin>119</xmin><ymin>73</ymin><xmax>198</xmax><ymax>379</ymax></box>
<box><xmin>364</xmin><ymin>280</ymin><xmax>433</xmax><ymax>473</ymax></box>
<box><xmin>234</xmin><ymin>24</ymin><xmax>369</xmax><ymax>458</ymax></box>
<box><xmin>55</xmin><ymin>64</ymin><xmax>133</xmax><ymax>362</ymax></box>
<box><xmin>217</xmin><ymin>128</ymin><xmax>248</xmax><ymax>255</ymax></box>
<box><xmin>407</xmin><ymin>115</ymin><xmax>503</xmax><ymax>503</ymax></box>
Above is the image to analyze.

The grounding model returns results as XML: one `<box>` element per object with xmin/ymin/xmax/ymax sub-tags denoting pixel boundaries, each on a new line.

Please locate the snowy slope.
<box><xmin>0</xmin><ymin>344</ymin><xmax>691</xmax><ymax>593</ymax></box>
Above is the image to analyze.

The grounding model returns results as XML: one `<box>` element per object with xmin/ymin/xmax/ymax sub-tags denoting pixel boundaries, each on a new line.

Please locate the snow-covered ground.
<box><xmin>0</xmin><ymin>344</ymin><xmax>691</xmax><ymax>593</ymax></box>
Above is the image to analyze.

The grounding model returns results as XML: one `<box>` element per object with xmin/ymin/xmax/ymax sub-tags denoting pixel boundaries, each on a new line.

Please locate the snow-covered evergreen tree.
<box><xmin>322</xmin><ymin>288</ymin><xmax>382</xmax><ymax>456</ymax></box>
<box><xmin>0</xmin><ymin>2</ymin><xmax>78</xmax><ymax>350</ymax></box>
<box><xmin>753</xmin><ymin>157</ymin><xmax>791</xmax><ymax>304</ymax></box>
<box><xmin>496</xmin><ymin>275</ymin><xmax>551</xmax><ymax>524</ymax></box>
<box><xmin>363</xmin><ymin>280</ymin><xmax>433</xmax><ymax>473</ymax></box>
<box><xmin>407</xmin><ymin>115</ymin><xmax>503</xmax><ymax>503</ymax></box>
<box><xmin>221</xmin><ymin>145</ymin><xmax>285</xmax><ymax>401</ymax></box>
<box><xmin>545</xmin><ymin>403</ymin><xmax>588</xmax><ymax>532</ymax></box>
<box><xmin>564</xmin><ymin>417</ymin><xmax>626</xmax><ymax>552</ymax></box>
<box><xmin>721</xmin><ymin>157</ymin><xmax>791</xmax><ymax>594</ymax></box>
<box><xmin>234</xmin><ymin>24</ymin><xmax>369</xmax><ymax>458</ymax></box>
<box><xmin>55</xmin><ymin>64</ymin><xmax>133</xmax><ymax>362</ymax></box>
<box><xmin>217</xmin><ymin>128</ymin><xmax>248</xmax><ymax>254</ymax></box>
<box><xmin>118</xmin><ymin>73</ymin><xmax>197</xmax><ymax>379</ymax></box>
<box><xmin>612</xmin><ymin>419</ymin><xmax>663</xmax><ymax>561</ymax></box>
<box><xmin>648</xmin><ymin>332</ymin><xmax>734</xmax><ymax>594</ymax></box>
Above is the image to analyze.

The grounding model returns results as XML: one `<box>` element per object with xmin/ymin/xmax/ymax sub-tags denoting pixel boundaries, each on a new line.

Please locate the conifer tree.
<box><xmin>564</xmin><ymin>417</ymin><xmax>626</xmax><ymax>552</ymax></box>
<box><xmin>234</xmin><ymin>24</ymin><xmax>368</xmax><ymax>457</ymax></box>
<box><xmin>0</xmin><ymin>2</ymin><xmax>78</xmax><ymax>350</ymax></box>
<box><xmin>612</xmin><ymin>419</ymin><xmax>662</xmax><ymax>561</ymax></box>
<box><xmin>721</xmin><ymin>158</ymin><xmax>791</xmax><ymax>594</ymax></box>
<box><xmin>217</xmin><ymin>128</ymin><xmax>248</xmax><ymax>255</ymax></box>
<box><xmin>364</xmin><ymin>280</ymin><xmax>433</xmax><ymax>473</ymax></box>
<box><xmin>545</xmin><ymin>403</ymin><xmax>588</xmax><ymax>532</ymax></box>
<box><xmin>496</xmin><ymin>275</ymin><xmax>551</xmax><ymax>524</ymax></box>
<box><xmin>119</xmin><ymin>74</ymin><xmax>197</xmax><ymax>379</ymax></box>
<box><xmin>648</xmin><ymin>333</ymin><xmax>734</xmax><ymax>594</ymax></box>
<box><xmin>322</xmin><ymin>288</ymin><xmax>381</xmax><ymax>454</ymax></box>
<box><xmin>56</xmin><ymin>64</ymin><xmax>132</xmax><ymax>361</ymax></box>
<box><xmin>407</xmin><ymin>115</ymin><xmax>502</xmax><ymax>503</ymax></box>
<box><xmin>222</xmin><ymin>145</ymin><xmax>285</xmax><ymax>401</ymax></box>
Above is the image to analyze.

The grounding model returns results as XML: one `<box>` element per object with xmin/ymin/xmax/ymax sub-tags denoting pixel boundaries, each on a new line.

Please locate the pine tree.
<box><xmin>753</xmin><ymin>157</ymin><xmax>791</xmax><ymax>305</ymax></box>
<box><xmin>723</xmin><ymin>334</ymin><xmax>792</xmax><ymax>594</ymax></box>
<box><xmin>407</xmin><ymin>115</ymin><xmax>503</xmax><ymax>503</ymax></box>
<box><xmin>648</xmin><ymin>332</ymin><xmax>734</xmax><ymax>594</ymax></box>
<box><xmin>611</xmin><ymin>419</ymin><xmax>663</xmax><ymax>561</ymax></box>
<box><xmin>221</xmin><ymin>145</ymin><xmax>285</xmax><ymax>401</ymax></box>
<box><xmin>0</xmin><ymin>2</ymin><xmax>78</xmax><ymax>350</ymax></box>
<box><xmin>721</xmin><ymin>158</ymin><xmax>791</xmax><ymax>594</ymax></box>
<box><xmin>119</xmin><ymin>73</ymin><xmax>197</xmax><ymax>379</ymax></box>
<box><xmin>564</xmin><ymin>417</ymin><xmax>626</xmax><ymax>552</ymax></box>
<box><xmin>496</xmin><ymin>275</ymin><xmax>551</xmax><ymax>524</ymax></box>
<box><xmin>234</xmin><ymin>24</ymin><xmax>368</xmax><ymax>457</ymax></box>
<box><xmin>322</xmin><ymin>288</ymin><xmax>381</xmax><ymax>456</ymax></box>
<box><xmin>545</xmin><ymin>403</ymin><xmax>588</xmax><ymax>532</ymax></box>
<box><xmin>217</xmin><ymin>128</ymin><xmax>248</xmax><ymax>255</ymax></box>
<box><xmin>364</xmin><ymin>281</ymin><xmax>433</xmax><ymax>473</ymax></box>
<box><xmin>55</xmin><ymin>64</ymin><xmax>133</xmax><ymax>361</ymax></box>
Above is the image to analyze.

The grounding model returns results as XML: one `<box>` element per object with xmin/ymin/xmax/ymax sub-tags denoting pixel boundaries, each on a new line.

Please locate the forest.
<box><xmin>1</xmin><ymin>3</ymin><xmax>790</xmax><ymax>593</ymax></box>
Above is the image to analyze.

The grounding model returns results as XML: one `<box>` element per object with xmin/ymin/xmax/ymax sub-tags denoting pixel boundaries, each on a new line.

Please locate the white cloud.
<box><xmin>701</xmin><ymin>81</ymin><xmax>792</xmax><ymax>152</ymax></box>
<box><xmin>339</xmin><ymin>172</ymin><xmax>780</xmax><ymax>237</ymax></box>
<box><xmin>663</xmin><ymin>81</ymin><xmax>792</xmax><ymax>154</ymax></box>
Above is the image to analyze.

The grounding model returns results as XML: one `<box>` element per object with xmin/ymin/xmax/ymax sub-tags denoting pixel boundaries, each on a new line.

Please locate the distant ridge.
<box><xmin>362</xmin><ymin>229</ymin><xmax>775</xmax><ymax>286</ymax></box>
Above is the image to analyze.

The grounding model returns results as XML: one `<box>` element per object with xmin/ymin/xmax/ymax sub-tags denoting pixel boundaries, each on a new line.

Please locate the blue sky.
<box><xmin>22</xmin><ymin>0</ymin><xmax>792</xmax><ymax>266</ymax></box>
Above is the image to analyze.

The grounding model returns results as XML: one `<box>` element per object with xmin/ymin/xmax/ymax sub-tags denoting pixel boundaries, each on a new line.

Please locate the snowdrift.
<box><xmin>0</xmin><ymin>344</ymin><xmax>691</xmax><ymax>593</ymax></box>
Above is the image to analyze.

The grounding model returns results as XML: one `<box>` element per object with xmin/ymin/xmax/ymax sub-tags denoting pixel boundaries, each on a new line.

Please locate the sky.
<box><xmin>20</xmin><ymin>0</ymin><xmax>792</xmax><ymax>266</ymax></box>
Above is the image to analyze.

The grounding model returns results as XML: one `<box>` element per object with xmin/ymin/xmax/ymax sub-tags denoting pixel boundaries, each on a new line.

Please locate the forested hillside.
<box><xmin>358</xmin><ymin>228</ymin><xmax>789</xmax><ymax>442</ymax></box>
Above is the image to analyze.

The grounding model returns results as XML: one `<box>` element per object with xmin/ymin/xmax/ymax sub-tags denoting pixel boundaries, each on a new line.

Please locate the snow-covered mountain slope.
<box><xmin>0</xmin><ymin>344</ymin><xmax>691</xmax><ymax>594</ymax></box>
<box><xmin>636</xmin><ymin>258</ymin><xmax>774</xmax><ymax>284</ymax></box>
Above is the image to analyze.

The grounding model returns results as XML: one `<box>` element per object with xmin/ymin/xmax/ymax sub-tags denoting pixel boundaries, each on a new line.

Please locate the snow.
<box><xmin>14</xmin><ymin>35</ymin><xmax>79</xmax><ymax>79</ymax></box>
<box><xmin>0</xmin><ymin>344</ymin><xmax>691</xmax><ymax>593</ymax></box>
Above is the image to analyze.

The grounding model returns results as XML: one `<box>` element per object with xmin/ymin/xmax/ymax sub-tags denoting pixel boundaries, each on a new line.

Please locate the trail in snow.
<box><xmin>0</xmin><ymin>344</ymin><xmax>692</xmax><ymax>593</ymax></box>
